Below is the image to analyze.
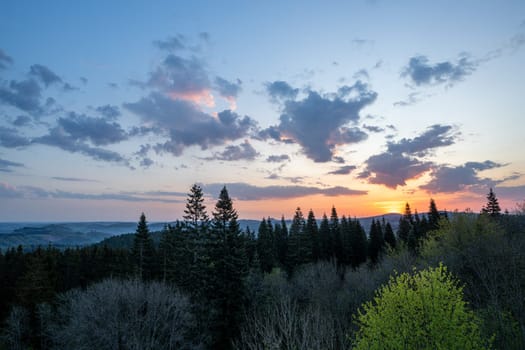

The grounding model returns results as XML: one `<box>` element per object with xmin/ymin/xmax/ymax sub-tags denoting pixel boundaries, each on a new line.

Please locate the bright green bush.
<box><xmin>353</xmin><ymin>264</ymin><xmax>490</xmax><ymax>350</ymax></box>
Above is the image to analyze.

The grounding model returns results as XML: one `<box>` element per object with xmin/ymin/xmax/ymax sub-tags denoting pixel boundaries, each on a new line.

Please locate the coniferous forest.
<box><xmin>1</xmin><ymin>185</ymin><xmax>525</xmax><ymax>349</ymax></box>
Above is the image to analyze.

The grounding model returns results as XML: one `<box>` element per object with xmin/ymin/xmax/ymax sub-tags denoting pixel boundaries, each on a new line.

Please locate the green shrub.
<box><xmin>354</xmin><ymin>264</ymin><xmax>490</xmax><ymax>350</ymax></box>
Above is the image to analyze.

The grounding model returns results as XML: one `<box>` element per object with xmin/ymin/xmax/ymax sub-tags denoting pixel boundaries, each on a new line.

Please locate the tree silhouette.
<box><xmin>481</xmin><ymin>188</ymin><xmax>501</xmax><ymax>217</ymax></box>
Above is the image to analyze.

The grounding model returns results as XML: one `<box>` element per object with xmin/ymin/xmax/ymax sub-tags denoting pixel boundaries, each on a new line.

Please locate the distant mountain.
<box><xmin>0</xmin><ymin>215</ymin><xmax>402</xmax><ymax>250</ymax></box>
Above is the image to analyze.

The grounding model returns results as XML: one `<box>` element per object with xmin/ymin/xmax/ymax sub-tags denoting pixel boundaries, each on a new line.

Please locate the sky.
<box><xmin>1</xmin><ymin>0</ymin><xmax>525</xmax><ymax>221</ymax></box>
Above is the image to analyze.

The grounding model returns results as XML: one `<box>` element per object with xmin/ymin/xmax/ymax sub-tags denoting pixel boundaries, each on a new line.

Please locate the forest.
<box><xmin>0</xmin><ymin>185</ymin><xmax>524</xmax><ymax>349</ymax></box>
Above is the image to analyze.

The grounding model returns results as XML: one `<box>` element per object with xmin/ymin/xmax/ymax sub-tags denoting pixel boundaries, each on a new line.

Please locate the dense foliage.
<box><xmin>0</xmin><ymin>187</ymin><xmax>524</xmax><ymax>349</ymax></box>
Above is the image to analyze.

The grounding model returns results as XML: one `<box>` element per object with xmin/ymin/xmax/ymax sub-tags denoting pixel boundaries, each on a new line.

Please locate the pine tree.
<box><xmin>349</xmin><ymin>218</ymin><xmax>368</xmax><ymax>268</ymax></box>
<box><xmin>340</xmin><ymin>215</ymin><xmax>351</xmax><ymax>265</ymax></box>
<box><xmin>274</xmin><ymin>215</ymin><xmax>288</xmax><ymax>267</ymax></box>
<box><xmin>428</xmin><ymin>198</ymin><xmax>441</xmax><ymax>231</ymax></box>
<box><xmin>131</xmin><ymin>213</ymin><xmax>155</xmax><ymax>280</ymax></box>
<box><xmin>319</xmin><ymin>213</ymin><xmax>331</xmax><ymax>261</ymax></box>
<box><xmin>285</xmin><ymin>207</ymin><xmax>309</xmax><ymax>275</ymax></box>
<box><xmin>257</xmin><ymin>218</ymin><xmax>275</xmax><ymax>273</ymax></box>
<box><xmin>183</xmin><ymin>184</ymin><xmax>209</xmax><ymax>231</ymax></box>
<box><xmin>383</xmin><ymin>220</ymin><xmax>396</xmax><ymax>250</ymax></box>
<box><xmin>305</xmin><ymin>209</ymin><xmax>320</xmax><ymax>262</ymax></box>
<box><xmin>398</xmin><ymin>203</ymin><xmax>413</xmax><ymax>243</ymax></box>
<box><xmin>481</xmin><ymin>188</ymin><xmax>501</xmax><ymax>218</ymax></box>
<box><xmin>330</xmin><ymin>206</ymin><xmax>343</xmax><ymax>263</ymax></box>
<box><xmin>209</xmin><ymin>186</ymin><xmax>247</xmax><ymax>348</ymax></box>
<box><xmin>368</xmin><ymin>219</ymin><xmax>384</xmax><ymax>265</ymax></box>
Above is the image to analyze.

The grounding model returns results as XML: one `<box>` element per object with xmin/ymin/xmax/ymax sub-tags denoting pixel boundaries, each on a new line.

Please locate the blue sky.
<box><xmin>1</xmin><ymin>0</ymin><xmax>524</xmax><ymax>221</ymax></box>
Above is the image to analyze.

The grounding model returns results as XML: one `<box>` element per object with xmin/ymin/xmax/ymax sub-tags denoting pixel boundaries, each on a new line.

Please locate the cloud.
<box><xmin>359</xmin><ymin>124</ymin><xmax>458</xmax><ymax>188</ymax></box>
<box><xmin>265</xmin><ymin>81</ymin><xmax>376</xmax><ymax>162</ymax></box>
<box><xmin>266</xmin><ymin>154</ymin><xmax>290</xmax><ymax>163</ymax></box>
<box><xmin>393</xmin><ymin>92</ymin><xmax>424</xmax><ymax>107</ymax></box>
<box><xmin>154</xmin><ymin>35</ymin><xmax>186</xmax><ymax>52</ymax></box>
<box><xmin>0</xmin><ymin>78</ymin><xmax>42</xmax><ymax>113</ymax></box>
<box><xmin>57</xmin><ymin>112</ymin><xmax>127</xmax><ymax>146</ymax></box>
<box><xmin>51</xmin><ymin>176</ymin><xmax>100</xmax><ymax>183</ymax></box>
<box><xmin>95</xmin><ymin>104</ymin><xmax>121</xmax><ymax>119</ymax></box>
<box><xmin>0</xmin><ymin>49</ymin><xmax>13</xmax><ymax>69</ymax></box>
<box><xmin>34</xmin><ymin>127</ymin><xmax>128</xmax><ymax>164</ymax></box>
<box><xmin>266</xmin><ymin>80</ymin><xmax>299</xmax><ymax>101</ymax></box>
<box><xmin>208</xmin><ymin>140</ymin><xmax>259</xmax><ymax>161</ymax></box>
<box><xmin>386</xmin><ymin>124</ymin><xmax>457</xmax><ymax>156</ymax></box>
<box><xmin>0</xmin><ymin>158</ymin><xmax>24</xmax><ymax>172</ymax></box>
<box><xmin>125</xmin><ymin>92</ymin><xmax>256</xmax><ymax>156</ymax></box>
<box><xmin>215</xmin><ymin>77</ymin><xmax>242</xmax><ymax>99</ymax></box>
<box><xmin>421</xmin><ymin>160</ymin><xmax>502</xmax><ymax>193</ymax></box>
<box><xmin>0</xmin><ymin>126</ymin><xmax>31</xmax><ymax>148</ymax></box>
<box><xmin>0</xmin><ymin>182</ymin><xmax>181</xmax><ymax>203</ymax></box>
<box><xmin>29</xmin><ymin>64</ymin><xmax>62</xmax><ymax>87</ymax></box>
<box><xmin>401</xmin><ymin>55</ymin><xmax>477</xmax><ymax>87</ymax></box>
<box><xmin>12</xmin><ymin>115</ymin><xmax>32</xmax><ymax>127</ymax></box>
<box><xmin>353</xmin><ymin>69</ymin><xmax>370</xmax><ymax>81</ymax></box>
<box><xmin>362</xmin><ymin>124</ymin><xmax>384</xmax><ymax>133</ymax></box>
<box><xmin>359</xmin><ymin>152</ymin><xmax>432</xmax><ymax>188</ymax></box>
<box><xmin>204</xmin><ymin>182</ymin><xmax>366</xmax><ymax>200</ymax></box>
<box><xmin>148</xmin><ymin>54</ymin><xmax>211</xmax><ymax>104</ymax></box>
<box><xmin>328</xmin><ymin>165</ymin><xmax>356</xmax><ymax>175</ymax></box>
<box><xmin>140</xmin><ymin>157</ymin><xmax>154</xmax><ymax>168</ymax></box>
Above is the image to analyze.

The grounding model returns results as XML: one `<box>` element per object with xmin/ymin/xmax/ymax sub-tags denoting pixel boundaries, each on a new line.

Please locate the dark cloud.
<box><xmin>353</xmin><ymin>69</ymin><xmax>370</xmax><ymax>81</ymax></box>
<box><xmin>208</xmin><ymin>140</ymin><xmax>259</xmax><ymax>161</ymax></box>
<box><xmin>402</xmin><ymin>55</ymin><xmax>477</xmax><ymax>87</ymax></box>
<box><xmin>328</xmin><ymin>165</ymin><xmax>356</xmax><ymax>175</ymax></box>
<box><xmin>124</xmin><ymin>92</ymin><xmax>256</xmax><ymax>156</ymax></box>
<box><xmin>266</xmin><ymin>154</ymin><xmax>290</xmax><ymax>163</ymax></box>
<box><xmin>12</xmin><ymin>115</ymin><xmax>32</xmax><ymax>127</ymax></box>
<box><xmin>140</xmin><ymin>157</ymin><xmax>154</xmax><ymax>168</ymax></box>
<box><xmin>80</xmin><ymin>77</ymin><xmax>88</xmax><ymax>84</ymax></box>
<box><xmin>359</xmin><ymin>124</ymin><xmax>457</xmax><ymax>188</ymax></box>
<box><xmin>266</xmin><ymin>81</ymin><xmax>299</xmax><ymax>101</ymax></box>
<box><xmin>0</xmin><ymin>158</ymin><xmax>24</xmax><ymax>172</ymax></box>
<box><xmin>204</xmin><ymin>182</ymin><xmax>366</xmax><ymax>200</ymax></box>
<box><xmin>0</xmin><ymin>79</ymin><xmax>42</xmax><ymax>113</ymax></box>
<box><xmin>215</xmin><ymin>77</ymin><xmax>242</xmax><ymax>99</ymax></box>
<box><xmin>332</xmin><ymin>156</ymin><xmax>345</xmax><ymax>164</ymax></box>
<box><xmin>51</xmin><ymin>176</ymin><xmax>99</xmax><ymax>183</ymax></box>
<box><xmin>154</xmin><ymin>35</ymin><xmax>186</xmax><ymax>51</ymax></box>
<box><xmin>0</xmin><ymin>49</ymin><xmax>13</xmax><ymax>69</ymax></box>
<box><xmin>268</xmin><ymin>81</ymin><xmax>376</xmax><ymax>162</ymax></box>
<box><xmin>360</xmin><ymin>152</ymin><xmax>432</xmax><ymax>189</ymax></box>
<box><xmin>0</xmin><ymin>182</ymin><xmax>182</xmax><ymax>203</ymax></box>
<box><xmin>62</xmin><ymin>83</ymin><xmax>77</xmax><ymax>91</ymax></box>
<box><xmin>34</xmin><ymin>127</ymin><xmax>128</xmax><ymax>164</ymax></box>
<box><xmin>362</xmin><ymin>124</ymin><xmax>384</xmax><ymax>133</ymax></box>
<box><xmin>148</xmin><ymin>54</ymin><xmax>209</xmax><ymax>95</ymax></box>
<box><xmin>95</xmin><ymin>105</ymin><xmax>121</xmax><ymax>119</ymax></box>
<box><xmin>0</xmin><ymin>126</ymin><xmax>31</xmax><ymax>148</ymax></box>
<box><xmin>135</xmin><ymin>144</ymin><xmax>152</xmax><ymax>157</ymax></box>
<box><xmin>421</xmin><ymin>161</ymin><xmax>502</xmax><ymax>193</ymax></box>
<box><xmin>57</xmin><ymin>112</ymin><xmax>127</xmax><ymax>146</ymax></box>
<box><xmin>29</xmin><ymin>64</ymin><xmax>62</xmax><ymax>87</ymax></box>
<box><xmin>386</xmin><ymin>124</ymin><xmax>457</xmax><ymax>156</ymax></box>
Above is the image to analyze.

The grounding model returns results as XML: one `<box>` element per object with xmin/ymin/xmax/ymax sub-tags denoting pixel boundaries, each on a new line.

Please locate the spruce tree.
<box><xmin>285</xmin><ymin>207</ymin><xmax>308</xmax><ymax>274</ymax></box>
<box><xmin>482</xmin><ymin>188</ymin><xmax>501</xmax><ymax>217</ymax></box>
<box><xmin>330</xmin><ymin>206</ymin><xmax>343</xmax><ymax>263</ymax></box>
<box><xmin>183</xmin><ymin>184</ymin><xmax>209</xmax><ymax>231</ymax></box>
<box><xmin>368</xmin><ymin>219</ymin><xmax>384</xmax><ymax>265</ymax></box>
<box><xmin>383</xmin><ymin>220</ymin><xmax>396</xmax><ymax>250</ymax></box>
<box><xmin>131</xmin><ymin>213</ymin><xmax>155</xmax><ymax>280</ymax></box>
<box><xmin>349</xmin><ymin>218</ymin><xmax>368</xmax><ymax>268</ymax></box>
<box><xmin>274</xmin><ymin>215</ymin><xmax>288</xmax><ymax>267</ymax></box>
<box><xmin>397</xmin><ymin>203</ymin><xmax>413</xmax><ymax>243</ymax></box>
<box><xmin>305</xmin><ymin>209</ymin><xmax>320</xmax><ymax>262</ymax></box>
<box><xmin>209</xmin><ymin>186</ymin><xmax>247</xmax><ymax>348</ymax></box>
<box><xmin>257</xmin><ymin>218</ymin><xmax>275</xmax><ymax>273</ymax></box>
<box><xmin>319</xmin><ymin>213</ymin><xmax>331</xmax><ymax>261</ymax></box>
<box><xmin>428</xmin><ymin>198</ymin><xmax>441</xmax><ymax>231</ymax></box>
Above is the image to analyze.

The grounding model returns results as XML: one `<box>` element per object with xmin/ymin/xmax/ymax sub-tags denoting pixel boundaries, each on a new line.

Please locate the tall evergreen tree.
<box><xmin>368</xmin><ymin>219</ymin><xmax>384</xmax><ymax>265</ymax></box>
<box><xmin>340</xmin><ymin>215</ymin><xmax>351</xmax><ymax>265</ymax></box>
<box><xmin>305</xmin><ymin>209</ymin><xmax>320</xmax><ymax>262</ymax></box>
<box><xmin>131</xmin><ymin>213</ymin><xmax>155</xmax><ymax>280</ymax></box>
<box><xmin>285</xmin><ymin>207</ymin><xmax>309</xmax><ymax>274</ymax></box>
<box><xmin>183</xmin><ymin>184</ymin><xmax>209</xmax><ymax>231</ymax></box>
<box><xmin>330</xmin><ymin>206</ymin><xmax>343</xmax><ymax>263</ymax></box>
<box><xmin>319</xmin><ymin>213</ymin><xmax>331</xmax><ymax>261</ymax></box>
<box><xmin>398</xmin><ymin>203</ymin><xmax>413</xmax><ymax>243</ymax></box>
<box><xmin>274</xmin><ymin>215</ymin><xmax>288</xmax><ymax>267</ymax></box>
<box><xmin>257</xmin><ymin>218</ymin><xmax>275</xmax><ymax>273</ymax></box>
<box><xmin>482</xmin><ymin>188</ymin><xmax>501</xmax><ymax>217</ymax></box>
<box><xmin>349</xmin><ymin>218</ymin><xmax>368</xmax><ymax>268</ymax></box>
<box><xmin>428</xmin><ymin>198</ymin><xmax>441</xmax><ymax>231</ymax></box>
<box><xmin>383</xmin><ymin>220</ymin><xmax>396</xmax><ymax>250</ymax></box>
<box><xmin>209</xmin><ymin>186</ymin><xmax>248</xmax><ymax>349</ymax></box>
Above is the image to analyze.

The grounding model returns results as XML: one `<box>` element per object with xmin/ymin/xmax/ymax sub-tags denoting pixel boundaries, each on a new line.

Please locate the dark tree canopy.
<box><xmin>481</xmin><ymin>188</ymin><xmax>501</xmax><ymax>217</ymax></box>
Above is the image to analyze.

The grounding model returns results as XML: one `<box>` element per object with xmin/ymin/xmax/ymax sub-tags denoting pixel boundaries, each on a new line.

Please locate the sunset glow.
<box><xmin>1</xmin><ymin>1</ymin><xmax>524</xmax><ymax>221</ymax></box>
